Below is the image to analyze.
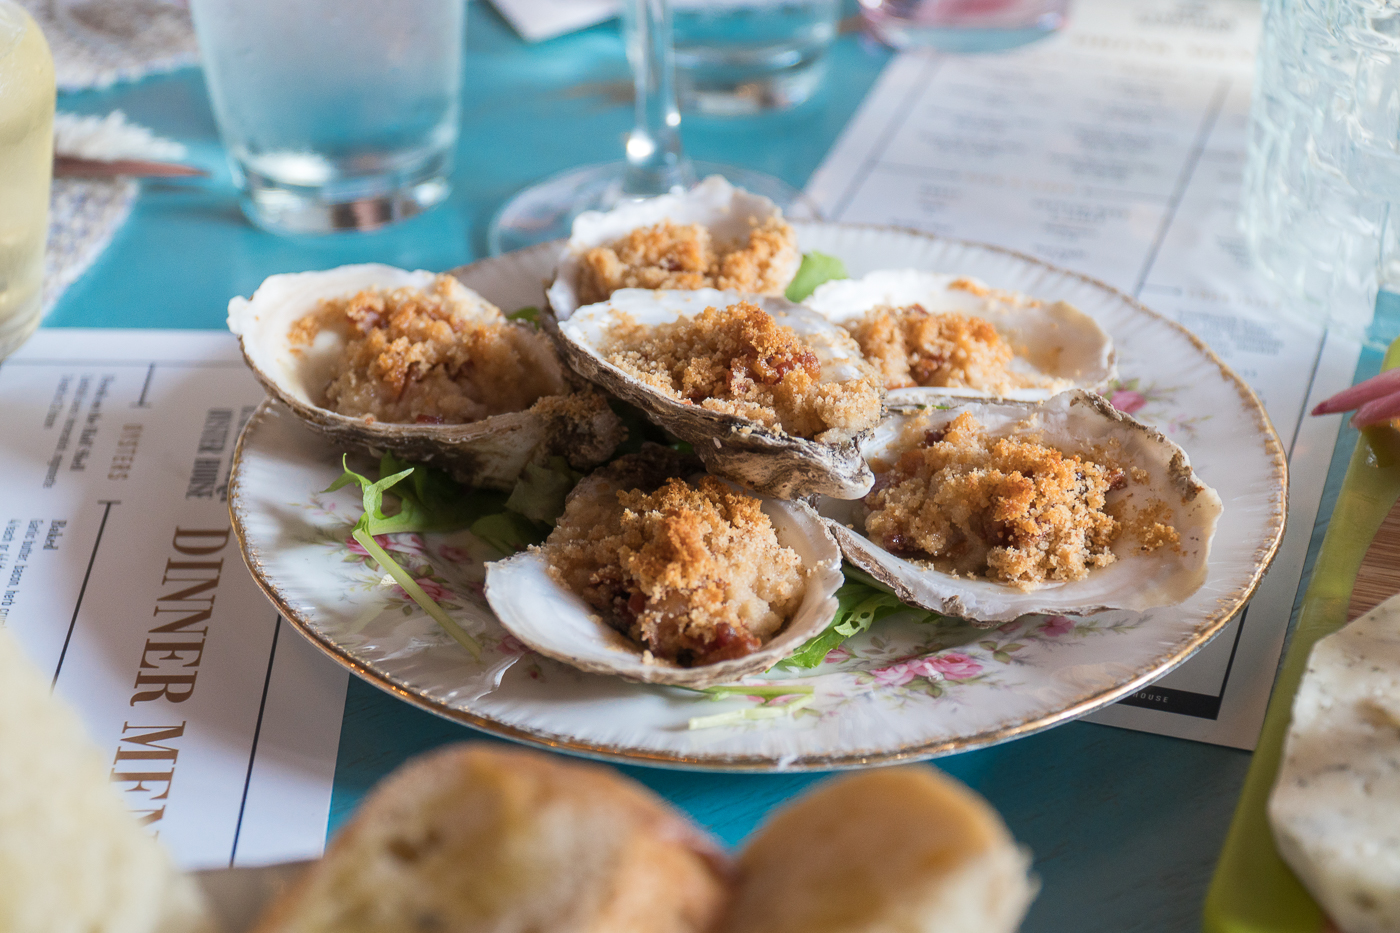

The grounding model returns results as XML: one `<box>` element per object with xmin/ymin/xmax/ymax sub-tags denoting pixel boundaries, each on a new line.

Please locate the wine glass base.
<box><xmin>487</xmin><ymin>161</ymin><xmax>820</xmax><ymax>256</ymax></box>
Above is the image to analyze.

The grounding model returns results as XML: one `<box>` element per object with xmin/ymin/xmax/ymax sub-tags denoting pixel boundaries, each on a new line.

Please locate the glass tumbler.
<box><xmin>190</xmin><ymin>0</ymin><xmax>464</xmax><ymax>234</ymax></box>
<box><xmin>0</xmin><ymin>0</ymin><xmax>53</xmax><ymax>359</ymax></box>
<box><xmin>656</xmin><ymin>0</ymin><xmax>839</xmax><ymax>114</ymax></box>
<box><xmin>1241</xmin><ymin>0</ymin><xmax>1400</xmax><ymax>338</ymax></box>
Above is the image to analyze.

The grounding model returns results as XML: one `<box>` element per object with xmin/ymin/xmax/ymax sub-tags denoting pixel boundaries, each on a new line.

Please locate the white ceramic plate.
<box><xmin>228</xmin><ymin>224</ymin><xmax>1287</xmax><ymax>771</ymax></box>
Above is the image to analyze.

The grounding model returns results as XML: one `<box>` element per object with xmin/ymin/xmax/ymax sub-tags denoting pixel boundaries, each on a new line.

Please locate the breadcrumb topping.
<box><xmin>603</xmin><ymin>301</ymin><xmax>882</xmax><ymax>440</ymax></box>
<box><xmin>864</xmin><ymin>411</ymin><xmax>1143</xmax><ymax>586</ymax></box>
<box><xmin>544</xmin><ymin>475</ymin><xmax>806</xmax><ymax>666</ymax></box>
<box><xmin>289</xmin><ymin>275</ymin><xmax>565</xmax><ymax>424</ymax></box>
<box><xmin>576</xmin><ymin>218</ymin><xmax>797</xmax><ymax>306</ymax></box>
<box><xmin>846</xmin><ymin>304</ymin><xmax>1057</xmax><ymax>394</ymax></box>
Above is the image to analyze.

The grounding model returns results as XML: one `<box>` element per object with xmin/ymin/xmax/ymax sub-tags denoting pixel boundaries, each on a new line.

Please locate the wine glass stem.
<box><xmin>623</xmin><ymin>0</ymin><xmax>694</xmax><ymax>197</ymax></box>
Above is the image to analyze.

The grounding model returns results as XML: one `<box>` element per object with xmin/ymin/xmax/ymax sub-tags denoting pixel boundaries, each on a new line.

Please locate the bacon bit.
<box><xmin>751</xmin><ymin>346</ymin><xmax>819</xmax><ymax>385</ymax></box>
<box><xmin>922</xmin><ymin>427</ymin><xmax>948</xmax><ymax>446</ymax></box>
<box><xmin>1106</xmin><ymin>468</ymin><xmax>1127</xmax><ymax>491</ymax></box>
<box><xmin>415</xmin><ymin>413</ymin><xmax>445</xmax><ymax>425</ymax></box>
<box><xmin>883</xmin><ymin>532</ymin><xmax>917</xmax><ymax>556</ymax></box>
<box><xmin>692</xmin><ymin>622</ymin><xmax>762</xmax><ymax>664</ymax></box>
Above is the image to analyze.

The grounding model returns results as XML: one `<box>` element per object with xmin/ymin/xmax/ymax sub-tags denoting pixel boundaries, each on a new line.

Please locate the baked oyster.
<box><xmin>804</xmin><ymin>269</ymin><xmax>1116</xmax><ymax>399</ymax></box>
<box><xmin>484</xmin><ymin>447</ymin><xmax>844</xmax><ymax>687</ymax></box>
<box><xmin>227</xmin><ymin>263</ymin><xmax>624</xmax><ymax>490</ymax></box>
<box><xmin>553</xmin><ymin>288</ymin><xmax>885</xmax><ymax>499</ymax></box>
<box><xmin>817</xmin><ymin>390</ymin><xmax>1222</xmax><ymax>623</ymax></box>
<box><xmin>546</xmin><ymin>175</ymin><xmax>800</xmax><ymax>320</ymax></box>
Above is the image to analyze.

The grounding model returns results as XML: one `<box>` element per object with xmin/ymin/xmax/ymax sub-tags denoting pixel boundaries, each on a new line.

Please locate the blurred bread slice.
<box><xmin>720</xmin><ymin>767</ymin><xmax>1036</xmax><ymax>933</ymax></box>
<box><xmin>252</xmin><ymin>744</ymin><xmax>730</xmax><ymax>933</ymax></box>
<box><xmin>0</xmin><ymin>626</ymin><xmax>213</xmax><ymax>933</ymax></box>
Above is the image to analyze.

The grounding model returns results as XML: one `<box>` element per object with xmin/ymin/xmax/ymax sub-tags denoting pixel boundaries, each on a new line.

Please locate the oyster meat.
<box><xmin>554</xmin><ymin>287</ymin><xmax>885</xmax><ymax>499</ymax></box>
<box><xmin>818</xmin><ymin>390</ymin><xmax>1222</xmax><ymax>623</ymax></box>
<box><xmin>546</xmin><ymin>175</ymin><xmax>800</xmax><ymax>320</ymax></box>
<box><xmin>227</xmin><ymin>263</ymin><xmax>623</xmax><ymax>490</ymax></box>
<box><xmin>484</xmin><ymin>447</ymin><xmax>844</xmax><ymax>687</ymax></box>
<box><xmin>805</xmin><ymin>269</ymin><xmax>1116</xmax><ymax>400</ymax></box>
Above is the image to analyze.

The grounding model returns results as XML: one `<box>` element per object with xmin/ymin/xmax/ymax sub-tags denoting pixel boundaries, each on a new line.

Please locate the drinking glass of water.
<box><xmin>189</xmin><ymin>0</ymin><xmax>464</xmax><ymax>234</ymax></box>
<box><xmin>1241</xmin><ymin>0</ymin><xmax>1400</xmax><ymax>339</ymax></box>
<box><xmin>663</xmin><ymin>0</ymin><xmax>839</xmax><ymax>114</ymax></box>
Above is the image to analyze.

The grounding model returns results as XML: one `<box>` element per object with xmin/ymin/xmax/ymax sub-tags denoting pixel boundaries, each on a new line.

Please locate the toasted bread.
<box><xmin>720</xmin><ymin>766</ymin><xmax>1036</xmax><ymax>933</ymax></box>
<box><xmin>252</xmin><ymin>744</ymin><xmax>730</xmax><ymax>933</ymax></box>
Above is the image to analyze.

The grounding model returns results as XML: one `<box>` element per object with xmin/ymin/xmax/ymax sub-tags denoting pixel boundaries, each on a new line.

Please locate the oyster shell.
<box><xmin>554</xmin><ymin>287</ymin><xmax>883</xmax><ymax>499</ymax></box>
<box><xmin>805</xmin><ymin>269</ymin><xmax>1116</xmax><ymax>399</ymax></box>
<box><xmin>484</xmin><ymin>447</ymin><xmax>844</xmax><ymax>687</ymax></box>
<box><xmin>227</xmin><ymin>263</ymin><xmax>623</xmax><ymax>490</ymax></box>
<box><xmin>545</xmin><ymin>175</ymin><xmax>800</xmax><ymax>320</ymax></box>
<box><xmin>817</xmin><ymin>390</ymin><xmax>1222</xmax><ymax>623</ymax></box>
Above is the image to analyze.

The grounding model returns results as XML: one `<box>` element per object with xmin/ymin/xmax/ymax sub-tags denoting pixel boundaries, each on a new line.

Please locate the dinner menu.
<box><xmin>805</xmin><ymin>0</ymin><xmax>1365</xmax><ymax>748</ymax></box>
<box><xmin>0</xmin><ymin>330</ymin><xmax>348</xmax><ymax>870</ymax></box>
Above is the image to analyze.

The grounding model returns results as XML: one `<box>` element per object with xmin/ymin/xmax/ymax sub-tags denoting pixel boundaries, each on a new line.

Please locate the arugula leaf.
<box><xmin>324</xmin><ymin>458</ymin><xmax>418</xmax><ymax>535</ymax></box>
<box><xmin>784</xmin><ymin>251</ymin><xmax>849</xmax><ymax>302</ymax></box>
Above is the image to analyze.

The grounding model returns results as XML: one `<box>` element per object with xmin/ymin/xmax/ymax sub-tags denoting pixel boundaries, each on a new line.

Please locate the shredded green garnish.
<box><xmin>688</xmin><ymin>693</ymin><xmax>815</xmax><ymax>730</ymax></box>
<box><xmin>327</xmin><ymin>457</ymin><xmax>484</xmax><ymax>659</ymax></box>
<box><xmin>506</xmin><ymin>305</ymin><xmax>541</xmax><ymax>327</ymax></box>
<box><xmin>690</xmin><ymin>683</ymin><xmax>815</xmax><ymax>700</ymax></box>
<box><xmin>326</xmin><ymin>452</ymin><xmax>586</xmax><ymax>659</ymax></box>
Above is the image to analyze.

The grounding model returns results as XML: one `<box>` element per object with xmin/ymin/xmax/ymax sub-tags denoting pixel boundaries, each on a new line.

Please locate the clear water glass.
<box><xmin>189</xmin><ymin>0</ymin><xmax>464</xmax><ymax>234</ymax></box>
<box><xmin>1241</xmin><ymin>0</ymin><xmax>1400</xmax><ymax>338</ymax></box>
<box><xmin>665</xmin><ymin>0</ymin><xmax>839</xmax><ymax>114</ymax></box>
<box><xmin>859</xmin><ymin>0</ymin><xmax>1070</xmax><ymax>52</ymax></box>
<box><xmin>0</xmin><ymin>0</ymin><xmax>53</xmax><ymax>358</ymax></box>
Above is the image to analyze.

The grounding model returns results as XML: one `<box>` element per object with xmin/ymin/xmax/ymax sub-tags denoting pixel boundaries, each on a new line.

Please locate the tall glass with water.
<box><xmin>190</xmin><ymin>0</ymin><xmax>464</xmax><ymax>234</ymax></box>
<box><xmin>1242</xmin><ymin>0</ymin><xmax>1400</xmax><ymax>338</ymax></box>
<box><xmin>668</xmin><ymin>0</ymin><xmax>839</xmax><ymax>114</ymax></box>
<box><xmin>0</xmin><ymin>0</ymin><xmax>53</xmax><ymax>358</ymax></box>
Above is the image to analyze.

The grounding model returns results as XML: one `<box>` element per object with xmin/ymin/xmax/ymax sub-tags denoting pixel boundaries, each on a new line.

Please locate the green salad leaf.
<box><xmin>784</xmin><ymin>251</ymin><xmax>849</xmax><ymax>302</ymax></box>
<box><xmin>782</xmin><ymin>565</ymin><xmax>948</xmax><ymax>669</ymax></box>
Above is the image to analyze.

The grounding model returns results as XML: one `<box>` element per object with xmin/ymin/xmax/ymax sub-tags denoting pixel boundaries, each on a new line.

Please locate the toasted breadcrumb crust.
<box><xmin>864</xmin><ymin>411</ymin><xmax>1143</xmax><ymax>586</ymax></box>
<box><xmin>576</xmin><ymin>219</ymin><xmax>798</xmax><ymax>306</ymax></box>
<box><xmin>544</xmin><ymin>475</ymin><xmax>806</xmax><ymax>667</ymax></box>
<box><xmin>846</xmin><ymin>304</ymin><xmax>1056</xmax><ymax>393</ymax></box>
<box><xmin>289</xmin><ymin>275</ymin><xmax>565</xmax><ymax>424</ymax></box>
<box><xmin>603</xmin><ymin>301</ymin><xmax>882</xmax><ymax>440</ymax></box>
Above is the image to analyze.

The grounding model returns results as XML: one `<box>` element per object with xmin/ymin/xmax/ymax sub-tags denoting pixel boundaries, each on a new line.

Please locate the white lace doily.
<box><xmin>43</xmin><ymin>178</ymin><xmax>139</xmax><ymax>314</ymax></box>
<box><xmin>18</xmin><ymin>0</ymin><xmax>198</xmax><ymax>91</ymax></box>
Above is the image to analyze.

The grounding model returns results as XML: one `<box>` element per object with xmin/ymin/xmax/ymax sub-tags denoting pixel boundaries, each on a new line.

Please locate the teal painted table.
<box><xmin>49</xmin><ymin>5</ymin><xmax>1356</xmax><ymax>930</ymax></box>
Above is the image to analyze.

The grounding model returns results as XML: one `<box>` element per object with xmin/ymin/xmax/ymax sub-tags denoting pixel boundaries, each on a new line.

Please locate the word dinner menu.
<box><xmin>0</xmin><ymin>330</ymin><xmax>347</xmax><ymax>870</ymax></box>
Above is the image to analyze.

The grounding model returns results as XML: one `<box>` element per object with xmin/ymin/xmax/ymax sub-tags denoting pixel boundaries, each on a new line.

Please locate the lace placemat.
<box><xmin>18</xmin><ymin>0</ymin><xmax>198</xmax><ymax>91</ymax></box>
<box><xmin>43</xmin><ymin>178</ymin><xmax>139</xmax><ymax>314</ymax></box>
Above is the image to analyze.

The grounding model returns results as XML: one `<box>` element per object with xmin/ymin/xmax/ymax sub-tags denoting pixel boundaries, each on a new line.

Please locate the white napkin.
<box><xmin>488</xmin><ymin>0</ymin><xmax>618</xmax><ymax>42</ymax></box>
